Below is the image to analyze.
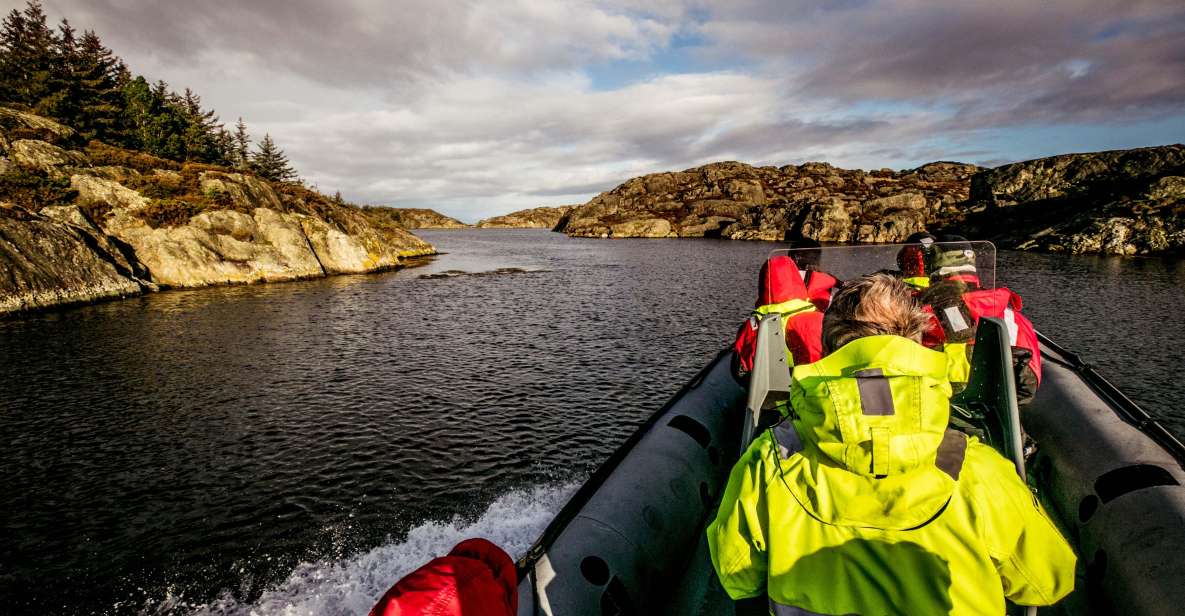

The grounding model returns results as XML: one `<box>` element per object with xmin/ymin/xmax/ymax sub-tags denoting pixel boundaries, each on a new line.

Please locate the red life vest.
<box><xmin>369</xmin><ymin>538</ymin><xmax>517</xmax><ymax>616</ymax></box>
<box><xmin>733</xmin><ymin>256</ymin><xmax>824</xmax><ymax>376</ymax></box>
<box><xmin>803</xmin><ymin>269</ymin><xmax>839</xmax><ymax>311</ymax></box>
<box><xmin>923</xmin><ymin>285</ymin><xmax>1042</xmax><ymax>386</ymax></box>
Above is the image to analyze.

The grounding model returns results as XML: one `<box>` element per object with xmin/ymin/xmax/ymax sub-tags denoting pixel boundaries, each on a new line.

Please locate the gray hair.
<box><xmin>822</xmin><ymin>273</ymin><xmax>933</xmax><ymax>353</ymax></box>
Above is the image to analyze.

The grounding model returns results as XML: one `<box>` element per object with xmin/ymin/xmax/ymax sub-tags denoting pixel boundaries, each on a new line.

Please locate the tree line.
<box><xmin>0</xmin><ymin>1</ymin><xmax>297</xmax><ymax>182</ymax></box>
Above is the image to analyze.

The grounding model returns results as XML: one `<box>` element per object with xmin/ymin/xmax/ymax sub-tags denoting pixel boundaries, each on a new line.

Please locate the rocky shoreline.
<box><xmin>0</xmin><ymin>108</ymin><xmax>435</xmax><ymax>317</ymax></box>
<box><xmin>554</xmin><ymin>145</ymin><xmax>1185</xmax><ymax>256</ymax></box>
<box><xmin>386</xmin><ymin>207</ymin><xmax>469</xmax><ymax>229</ymax></box>
<box><xmin>476</xmin><ymin>205</ymin><xmax>574</xmax><ymax>229</ymax></box>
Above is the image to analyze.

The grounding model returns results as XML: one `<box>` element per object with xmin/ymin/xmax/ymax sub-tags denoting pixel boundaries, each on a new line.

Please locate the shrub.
<box><xmin>0</xmin><ymin>168</ymin><xmax>77</xmax><ymax>210</ymax></box>
<box><xmin>85</xmin><ymin>140</ymin><xmax>181</xmax><ymax>172</ymax></box>
<box><xmin>137</xmin><ymin>198</ymin><xmax>208</xmax><ymax>228</ymax></box>
<box><xmin>77</xmin><ymin>198</ymin><xmax>113</xmax><ymax>222</ymax></box>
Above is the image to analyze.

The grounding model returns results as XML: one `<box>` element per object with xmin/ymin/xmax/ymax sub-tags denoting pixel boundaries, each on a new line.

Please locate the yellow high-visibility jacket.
<box><xmin>707</xmin><ymin>335</ymin><xmax>1076</xmax><ymax>615</ymax></box>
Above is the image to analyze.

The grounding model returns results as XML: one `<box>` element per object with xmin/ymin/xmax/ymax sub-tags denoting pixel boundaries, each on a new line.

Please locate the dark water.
<box><xmin>1</xmin><ymin>229</ymin><xmax>1182</xmax><ymax>614</ymax></box>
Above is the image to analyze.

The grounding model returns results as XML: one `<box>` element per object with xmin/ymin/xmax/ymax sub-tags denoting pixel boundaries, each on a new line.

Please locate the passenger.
<box><xmin>369</xmin><ymin>538</ymin><xmax>517</xmax><ymax>616</ymax></box>
<box><xmin>732</xmin><ymin>254</ymin><xmax>824</xmax><ymax>382</ymax></box>
<box><xmin>920</xmin><ymin>235</ymin><xmax>1042</xmax><ymax>405</ymax></box>
<box><xmin>707</xmin><ymin>274</ymin><xmax>1076</xmax><ymax>615</ymax></box>
<box><xmin>896</xmin><ymin>231</ymin><xmax>938</xmax><ymax>290</ymax></box>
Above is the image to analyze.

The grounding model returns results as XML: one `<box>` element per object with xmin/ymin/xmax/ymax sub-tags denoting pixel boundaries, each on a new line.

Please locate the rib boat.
<box><xmin>510</xmin><ymin>244</ymin><xmax>1185</xmax><ymax>616</ymax></box>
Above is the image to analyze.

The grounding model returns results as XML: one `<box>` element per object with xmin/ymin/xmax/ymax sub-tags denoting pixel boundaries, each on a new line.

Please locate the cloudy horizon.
<box><xmin>27</xmin><ymin>0</ymin><xmax>1185</xmax><ymax>222</ymax></box>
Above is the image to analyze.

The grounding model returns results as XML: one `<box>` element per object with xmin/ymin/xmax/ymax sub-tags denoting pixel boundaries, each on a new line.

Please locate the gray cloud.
<box><xmin>26</xmin><ymin>0</ymin><xmax>1185</xmax><ymax>221</ymax></box>
<box><xmin>701</xmin><ymin>0</ymin><xmax>1185</xmax><ymax>125</ymax></box>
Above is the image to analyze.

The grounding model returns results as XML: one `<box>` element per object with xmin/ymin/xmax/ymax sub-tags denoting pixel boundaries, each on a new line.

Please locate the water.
<box><xmin>1</xmin><ymin>229</ymin><xmax>1182</xmax><ymax>615</ymax></box>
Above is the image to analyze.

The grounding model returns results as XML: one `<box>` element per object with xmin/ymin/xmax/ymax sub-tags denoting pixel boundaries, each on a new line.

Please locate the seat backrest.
<box><xmin>742</xmin><ymin>313</ymin><xmax>792</xmax><ymax>449</ymax></box>
<box><xmin>951</xmin><ymin>316</ymin><xmax>1026</xmax><ymax>477</ymax></box>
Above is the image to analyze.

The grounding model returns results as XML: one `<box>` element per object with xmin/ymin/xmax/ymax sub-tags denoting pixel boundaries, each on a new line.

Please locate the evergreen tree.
<box><xmin>250</xmin><ymin>134</ymin><xmax>297</xmax><ymax>182</ymax></box>
<box><xmin>178</xmin><ymin>87</ymin><xmax>225</xmax><ymax>163</ymax></box>
<box><xmin>0</xmin><ymin>1</ymin><xmax>57</xmax><ymax>108</ymax></box>
<box><xmin>232</xmin><ymin>117</ymin><xmax>250</xmax><ymax>170</ymax></box>
<box><xmin>122</xmin><ymin>75</ymin><xmax>188</xmax><ymax>160</ymax></box>
<box><xmin>73</xmin><ymin>30</ymin><xmax>125</xmax><ymax>141</ymax></box>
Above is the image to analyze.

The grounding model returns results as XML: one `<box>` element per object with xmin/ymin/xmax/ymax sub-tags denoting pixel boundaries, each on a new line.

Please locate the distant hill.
<box><xmin>386</xmin><ymin>208</ymin><xmax>469</xmax><ymax>229</ymax></box>
<box><xmin>554</xmin><ymin>147</ymin><xmax>1185</xmax><ymax>256</ymax></box>
<box><xmin>555</xmin><ymin>160</ymin><xmax>979</xmax><ymax>243</ymax></box>
<box><xmin>476</xmin><ymin>205</ymin><xmax>575</xmax><ymax>229</ymax></box>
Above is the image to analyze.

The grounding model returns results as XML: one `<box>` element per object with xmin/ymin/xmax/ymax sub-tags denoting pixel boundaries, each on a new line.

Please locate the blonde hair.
<box><xmin>822</xmin><ymin>273</ymin><xmax>932</xmax><ymax>353</ymax></box>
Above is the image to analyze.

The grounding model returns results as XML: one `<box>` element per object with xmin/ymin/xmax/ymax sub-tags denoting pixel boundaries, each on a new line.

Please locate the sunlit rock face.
<box><xmin>385</xmin><ymin>207</ymin><xmax>469</xmax><ymax>229</ymax></box>
<box><xmin>557</xmin><ymin>147</ymin><xmax>1185</xmax><ymax>256</ymax></box>
<box><xmin>0</xmin><ymin>110</ymin><xmax>436</xmax><ymax>315</ymax></box>
<box><xmin>962</xmin><ymin>145</ymin><xmax>1185</xmax><ymax>255</ymax></box>
<box><xmin>556</xmin><ymin>160</ymin><xmax>978</xmax><ymax>242</ymax></box>
<box><xmin>476</xmin><ymin>205</ymin><xmax>574</xmax><ymax>229</ymax></box>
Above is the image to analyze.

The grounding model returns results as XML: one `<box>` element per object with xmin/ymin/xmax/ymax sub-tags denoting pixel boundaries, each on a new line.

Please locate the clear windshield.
<box><xmin>765</xmin><ymin>241</ymin><xmax>996</xmax><ymax>298</ymax></box>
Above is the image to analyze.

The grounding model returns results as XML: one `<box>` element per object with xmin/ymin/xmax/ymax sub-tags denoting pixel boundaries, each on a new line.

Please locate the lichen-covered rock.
<box><xmin>610</xmin><ymin>218</ymin><xmax>673</xmax><ymax>238</ymax></box>
<box><xmin>0</xmin><ymin>109</ymin><xmax>439</xmax><ymax>314</ymax></box>
<box><xmin>102</xmin><ymin>207</ymin><xmax>327</xmax><ymax>287</ymax></box>
<box><xmin>199</xmin><ymin>171</ymin><xmax>283</xmax><ymax>210</ymax></box>
<box><xmin>9</xmin><ymin>139</ymin><xmax>88</xmax><ymax>177</ymax></box>
<box><xmin>476</xmin><ymin>205</ymin><xmax>574</xmax><ymax>228</ymax></box>
<box><xmin>557</xmin><ymin>160</ymin><xmax>979</xmax><ymax>242</ymax></box>
<box><xmin>71</xmin><ymin>174</ymin><xmax>150</xmax><ymax>212</ymax></box>
<box><xmin>0</xmin><ymin>107</ymin><xmax>75</xmax><ymax>145</ymax></box>
<box><xmin>39</xmin><ymin>204</ymin><xmax>147</xmax><ymax>280</ymax></box>
<box><xmin>0</xmin><ymin>203</ymin><xmax>142</xmax><ymax>314</ymax></box>
<box><xmin>956</xmin><ymin>145</ymin><xmax>1185</xmax><ymax>256</ymax></box>
<box><xmin>386</xmin><ymin>207</ymin><xmax>468</xmax><ymax>229</ymax></box>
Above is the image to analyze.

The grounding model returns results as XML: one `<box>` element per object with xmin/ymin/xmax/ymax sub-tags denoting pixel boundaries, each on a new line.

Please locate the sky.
<box><xmin>26</xmin><ymin>0</ymin><xmax>1185</xmax><ymax>221</ymax></box>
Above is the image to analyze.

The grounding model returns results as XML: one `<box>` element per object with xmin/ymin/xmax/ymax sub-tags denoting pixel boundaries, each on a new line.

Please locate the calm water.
<box><xmin>1</xmin><ymin>229</ymin><xmax>1183</xmax><ymax>615</ymax></box>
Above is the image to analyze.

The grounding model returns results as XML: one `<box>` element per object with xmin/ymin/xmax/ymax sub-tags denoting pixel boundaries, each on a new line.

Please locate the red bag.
<box><xmin>369</xmin><ymin>538</ymin><xmax>517</xmax><ymax>616</ymax></box>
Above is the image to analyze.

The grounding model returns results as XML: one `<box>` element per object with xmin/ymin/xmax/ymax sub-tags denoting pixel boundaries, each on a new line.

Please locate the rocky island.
<box><xmin>386</xmin><ymin>208</ymin><xmax>469</xmax><ymax>229</ymax></box>
<box><xmin>0</xmin><ymin>108</ymin><xmax>434</xmax><ymax>316</ymax></box>
<box><xmin>555</xmin><ymin>145</ymin><xmax>1185</xmax><ymax>256</ymax></box>
<box><xmin>476</xmin><ymin>205</ymin><xmax>574</xmax><ymax>229</ymax></box>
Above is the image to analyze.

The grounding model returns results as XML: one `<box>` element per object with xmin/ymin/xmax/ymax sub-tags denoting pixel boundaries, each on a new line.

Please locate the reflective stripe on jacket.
<box><xmin>707</xmin><ymin>335</ymin><xmax>1076</xmax><ymax>615</ymax></box>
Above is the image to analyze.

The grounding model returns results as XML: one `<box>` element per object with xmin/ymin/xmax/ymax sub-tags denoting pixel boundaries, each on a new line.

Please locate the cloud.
<box><xmin>48</xmin><ymin>0</ymin><xmax>691</xmax><ymax>87</ymax></box>
<box><xmin>31</xmin><ymin>0</ymin><xmax>1185</xmax><ymax>220</ymax></box>
<box><xmin>701</xmin><ymin>0</ymin><xmax>1185</xmax><ymax>125</ymax></box>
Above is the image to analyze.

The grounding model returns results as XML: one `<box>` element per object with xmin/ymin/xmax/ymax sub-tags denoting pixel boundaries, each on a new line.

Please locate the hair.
<box><xmin>822</xmin><ymin>273</ymin><xmax>933</xmax><ymax>353</ymax></box>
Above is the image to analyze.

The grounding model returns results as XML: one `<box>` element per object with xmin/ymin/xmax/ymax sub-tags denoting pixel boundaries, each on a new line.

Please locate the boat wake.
<box><xmin>181</xmin><ymin>481</ymin><xmax>577</xmax><ymax>616</ymax></box>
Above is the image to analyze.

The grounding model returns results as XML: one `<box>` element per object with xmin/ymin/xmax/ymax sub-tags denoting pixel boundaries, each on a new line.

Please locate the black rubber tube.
<box><xmin>514</xmin><ymin>347</ymin><xmax>733</xmax><ymax>580</ymax></box>
<box><xmin>1036</xmin><ymin>331</ymin><xmax>1185</xmax><ymax>470</ymax></box>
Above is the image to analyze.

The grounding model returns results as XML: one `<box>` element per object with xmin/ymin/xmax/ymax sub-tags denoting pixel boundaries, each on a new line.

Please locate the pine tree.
<box><xmin>0</xmin><ymin>1</ymin><xmax>57</xmax><ymax>108</ymax></box>
<box><xmin>73</xmin><ymin>30</ymin><xmax>124</xmax><ymax>141</ymax></box>
<box><xmin>250</xmin><ymin>133</ymin><xmax>297</xmax><ymax>182</ymax></box>
<box><xmin>178</xmin><ymin>87</ymin><xmax>224</xmax><ymax>163</ymax></box>
<box><xmin>35</xmin><ymin>18</ymin><xmax>78</xmax><ymax>122</ymax></box>
<box><xmin>232</xmin><ymin>117</ymin><xmax>250</xmax><ymax>170</ymax></box>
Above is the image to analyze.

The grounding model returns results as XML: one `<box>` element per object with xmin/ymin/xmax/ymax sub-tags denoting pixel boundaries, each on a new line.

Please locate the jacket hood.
<box><xmin>782</xmin><ymin>335</ymin><xmax>956</xmax><ymax>529</ymax></box>
<box><xmin>757</xmin><ymin>255</ymin><xmax>809</xmax><ymax>306</ymax></box>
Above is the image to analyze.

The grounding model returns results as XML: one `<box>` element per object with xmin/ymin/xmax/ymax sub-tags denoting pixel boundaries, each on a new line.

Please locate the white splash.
<box><xmin>186</xmin><ymin>482</ymin><xmax>577</xmax><ymax>616</ymax></box>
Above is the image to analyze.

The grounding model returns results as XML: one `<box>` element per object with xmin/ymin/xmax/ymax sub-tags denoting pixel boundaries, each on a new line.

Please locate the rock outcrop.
<box><xmin>556</xmin><ymin>147</ymin><xmax>1185</xmax><ymax>256</ymax></box>
<box><xmin>0</xmin><ymin>109</ymin><xmax>435</xmax><ymax>316</ymax></box>
<box><xmin>386</xmin><ymin>208</ymin><xmax>469</xmax><ymax>229</ymax></box>
<box><xmin>0</xmin><ymin>203</ymin><xmax>144</xmax><ymax>314</ymax></box>
<box><xmin>475</xmin><ymin>205</ymin><xmax>574</xmax><ymax>229</ymax></box>
<box><xmin>951</xmin><ymin>145</ymin><xmax>1185</xmax><ymax>255</ymax></box>
<box><xmin>556</xmin><ymin>160</ymin><xmax>979</xmax><ymax>242</ymax></box>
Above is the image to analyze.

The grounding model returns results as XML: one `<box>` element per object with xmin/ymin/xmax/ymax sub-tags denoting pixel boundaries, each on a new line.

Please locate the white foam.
<box><xmin>184</xmin><ymin>481</ymin><xmax>578</xmax><ymax>616</ymax></box>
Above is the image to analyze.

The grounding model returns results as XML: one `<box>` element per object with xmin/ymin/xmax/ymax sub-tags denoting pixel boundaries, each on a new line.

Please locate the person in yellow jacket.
<box><xmin>707</xmin><ymin>273</ymin><xmax>1076</xmax><ymax>615</ymax></box>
